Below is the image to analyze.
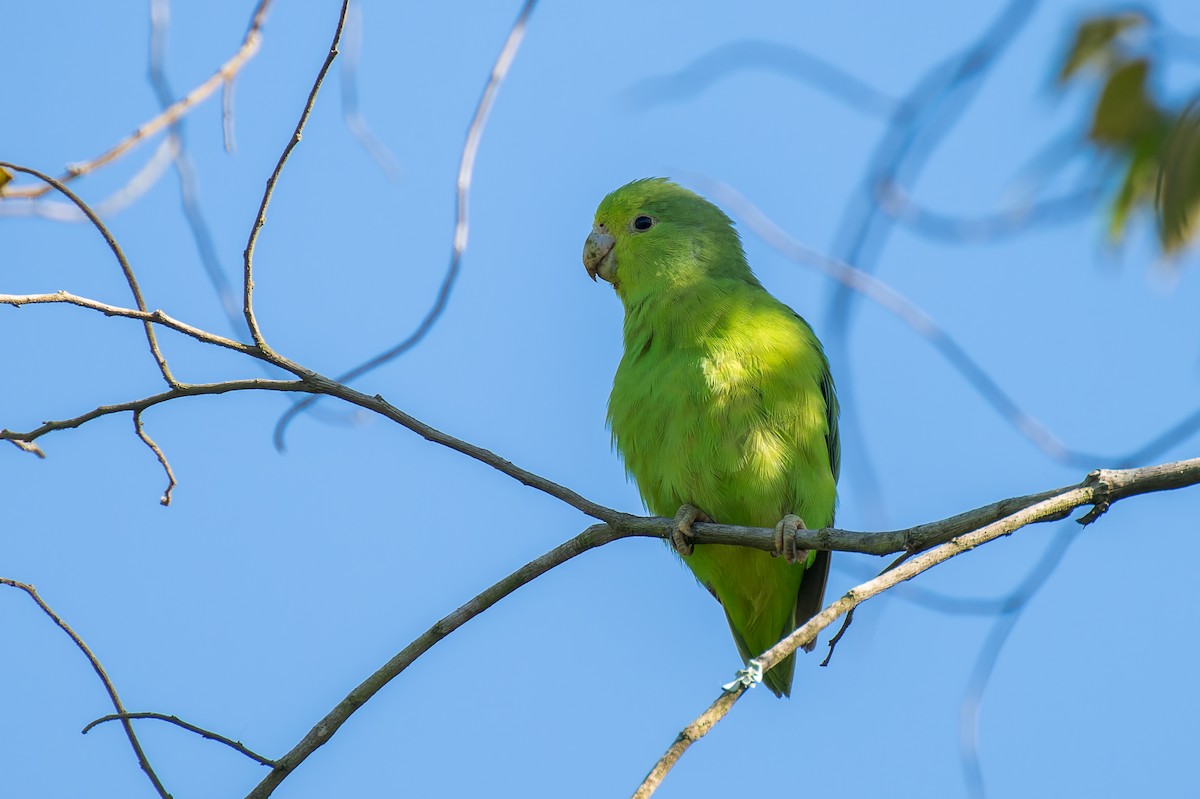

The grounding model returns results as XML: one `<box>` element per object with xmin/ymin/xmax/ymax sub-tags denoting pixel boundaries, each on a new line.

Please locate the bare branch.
<box><xmin>0</xmin><ymin>0</ymin><xmax>271</xmax><ymax>200</ymax></box>
<box><xmin>1</xmin><ymin>380</ymin><xmax>309</xmax><ymax>446</ymax></box>
<box><xmin>244</xmin><ymin>521</ymin><xmax>619</xmax><ymax>799</ymax></box>
<box><xmin>0</xmin><ymin>291</ymin><xmax>258</xmax><ymax>356</ymax></box>
<box><xmin>272</xmin><ymin>0</ymin><xmax>540</xmax><ymax>450</ymax></box>
<box><xmin>631</xmin><ymin>457</ymin><xmax>1200</xmax><ymax>796</ymax></box>
<box><xmin>20</xmin><ymin>275</ymin><xmax>1190</xmax><ymax>560</ymax></box>
<box><xmin>630</xmin><ymin>690</ymin><xmax>745</xmax><ymax>799</ymax></box>
<box><xmin>243</xmin><ymin>0</ymin><xmax>350</xmax><ymax>352</ymax></box>
<box><xmin>132</xmin><ymin>410</ymin><xmax>177</xmax><ymax>506</ymax></box>
<box><xmin>0</xmin><ymin>162</ymin><xmax>177</xmax><ymax>387</ymax></box>
<box><xmin>83</xmin><ymin>712</ymin><xmax>275</xmax><ymax>768</ymax></box>
<box><xmin>0</xmin><ymin>579</ymin><xmax>171</xmax><ymax>798</ymax></box>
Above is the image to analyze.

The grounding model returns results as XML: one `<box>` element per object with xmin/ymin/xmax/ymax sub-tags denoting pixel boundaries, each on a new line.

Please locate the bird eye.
<box><xmin>631</xmin><ymin>215</ymin><xmax>656</xmax><ymax>232</ymax></box>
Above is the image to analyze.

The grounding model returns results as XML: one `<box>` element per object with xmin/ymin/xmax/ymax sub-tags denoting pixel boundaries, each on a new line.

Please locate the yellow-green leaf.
<box><xmin>1090</xmin><ymin>59</ymin><xmax>1160</xmax><ymax>145</ymax></box>
<box><xmin>1108</xmin><ymin>133</ymin><xmax>1163</xmax><ymax>242</ymax></box>
<box><xmin>0</xmin><ymin>166</ymin><xmax>11</xmax><ymax>192</ymax></box>
<box><xmin>1058</xmin><ymin>12</ymin><xmax>1146</xmax><ymax>84</ymax></box>
<box><xmin>1157</xmin><ymin>102</ymin><xmax>1200</xmax><ymax>253</ymax></box>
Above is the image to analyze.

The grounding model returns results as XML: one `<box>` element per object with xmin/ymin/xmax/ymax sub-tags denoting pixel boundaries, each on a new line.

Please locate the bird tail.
<box><xmin>724</xmin><ymin>550</ymin><xmax>832</xmax><ymax>698</ymax></box>
<box><xmin>723</xmin><ymin>611</ymin><xmax>795</xmax><ymax>698</ymax></box>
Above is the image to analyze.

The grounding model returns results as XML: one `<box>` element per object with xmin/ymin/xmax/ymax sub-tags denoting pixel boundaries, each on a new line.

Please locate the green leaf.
<box><xmin>1156</xmin><ymin>101</ymin><xmax>1200</xmax><ymax>253</ymax></box>
<box><xmin>1058</xmin><ymin>12</ymin><xmax>1146</xmax><ymax>84</ymax></box>
<box><xmin>1089</xmin><ymin>59</ymin><xmax>1160</xmax><ymax>146</ymax></box>
<box><xmin>1107</xmin><ymin>131</ymin><xmax>1164</xmax><ymax>243</ymax></box>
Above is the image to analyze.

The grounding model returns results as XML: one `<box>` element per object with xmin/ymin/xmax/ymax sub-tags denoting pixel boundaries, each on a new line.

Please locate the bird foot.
<box><xmin>671</xmin><ymin>504</ymin><xmax>711</xmax><ymax>557</ymax></box>
<box><xmin>773</xmin><ymin>514</ymin><xmax>809</xmax><ymax>564</ymax></box>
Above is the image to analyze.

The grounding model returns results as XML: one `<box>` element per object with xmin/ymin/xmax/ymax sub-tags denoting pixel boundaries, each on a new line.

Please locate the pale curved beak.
<box><xmin>583</xmin><ymin>225</ymin><xmax>617</xmax><ymax>283</ymax></box>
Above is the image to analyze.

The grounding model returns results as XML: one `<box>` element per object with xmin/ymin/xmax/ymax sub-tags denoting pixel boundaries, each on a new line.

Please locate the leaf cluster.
<box><xmin>1058</xmin><ymin>12</ymin><xmax>1200</xmax><ymax>253</ymax></box>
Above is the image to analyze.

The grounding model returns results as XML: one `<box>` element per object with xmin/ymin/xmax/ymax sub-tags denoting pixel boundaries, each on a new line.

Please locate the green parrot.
<box><xmin>583</xmin><ymin>178</ymin><xmax>839</xmax><ymax>698</ymax></box>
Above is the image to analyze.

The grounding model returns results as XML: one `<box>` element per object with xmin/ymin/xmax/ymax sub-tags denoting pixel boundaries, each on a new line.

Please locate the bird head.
<box><xmin>583</xmin><ymin>178</ymin><xmax>752</xmax><ymax>302</ymax></box>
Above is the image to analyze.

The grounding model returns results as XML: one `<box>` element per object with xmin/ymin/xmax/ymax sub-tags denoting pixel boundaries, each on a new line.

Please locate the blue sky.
<box><xmin>3</xmin><ymin>1</ymin><xmax>1199</xmax><ymax>797</ymax></box>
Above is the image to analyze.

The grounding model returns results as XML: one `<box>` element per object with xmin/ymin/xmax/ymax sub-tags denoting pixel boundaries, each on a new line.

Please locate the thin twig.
<box><xmin>83</xmin><ymin>712</ymin><xmax>276</xmax><ymax>768</ymax></box>
<box><xmin>272</xmin><ymin>0</ymin><xmax>540</xmax><ymax>450</ymax></box>
<box><xmin>0</xmin><ymin>0</ymin><xmax>271</xmax><ymax>200</ymax></box>
<box><xmin>0</xmin><ymin>579</ymin><xmax>170</xmax><ymax>798</ymax></box>
<box><xmin>0</xmin><ymin>162</ymin><xmax>177</xmax><ymax>387</ymax></box>
<box><xmin>0</xmin><ymin>292</ymin><xmax>259</xmax><ymax>356</ymax></box>
<box><xmin>243</xmin><ymin>0</ymin><xmax>350</xmax><ymax>352</ymax></box>
<box><xmin>2</xmin><ymin>380</ymin><xmax>311</xmax><ymax>444</ymax></box>
<box><xmin>820</xmin><ymin>549</ymin><xmax>911</xmax><ymax>666</ymax></box>
<box><xmin>132</xmin><ymin>410</ymin><xmax>177</xmax><ymax>506</ymax></box>
<box><xmin>629</xmin><ymin>457</ymin><xmax>1200</xmax><ymax>797</ymax></box>
<box><xmin>0</xmin><ymin>368</ymin><xmax>619</xmax><ymax>522</ymax></box>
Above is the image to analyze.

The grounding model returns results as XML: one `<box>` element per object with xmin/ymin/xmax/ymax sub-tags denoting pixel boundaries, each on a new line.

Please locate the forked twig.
<box><xmin>0</xmin><ymin>579</ymin><xmax>171</xmax><ymax>798</ymax></box>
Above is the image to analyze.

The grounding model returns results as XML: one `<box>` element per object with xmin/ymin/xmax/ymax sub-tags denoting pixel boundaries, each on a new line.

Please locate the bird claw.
<box><xmin>773</xmin><ymin>514</ymin><xmax>809</xmax><ymax>564</ymax></box>
<box><xmin>671</xmin><ymin>504</ymin><xmax>710</xmax><ymax>557</ymax></box>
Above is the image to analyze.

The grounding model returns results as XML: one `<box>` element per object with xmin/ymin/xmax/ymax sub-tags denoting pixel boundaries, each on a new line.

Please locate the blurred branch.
<box><xmin>827</xmin><ymin>0</ymin><xmax>1037</xmax><ymax>526</ymax></box>
<box><xmin>341</xmin><ymin>0</ymin><xmax>403</xmax><ymax>180</ymax></box>
<box><xmin>959</xmin><ymin>525</ymin><xmax>1082</xmax><ymax>799</ymax></box>
<box><xmin>705</xmin><ymin>179</ymin><xmax>1200</xmax><ymax>469</ymax></box>
<box><xmin>272</xmin><ymin>0</ymin><xmax>540</xmax><ymax>450</ymax></box>
<box><xmin>624</xmin><ymin>38</ymin><xmax>899</xmax><ymax>117</ymax></box>
<box><xmin>631</xmin><ymin>456</ymin><xmax>1200</xmax><ymax>797</ymax></box>
<box><xmin>83</xmin><ymin>712</ymin><xmax>276</xmax><ymax>768</ymax></box>
<box><xmin>149</xmin><ymin>0</ymin><xmax>246</xmax><ymax>335</ymax></box>
<box><xmin>0</xmin><ymin>0</ymin><xmax>271</xmax><ymax>200</ymax></box>
<box><xmin>830</xmin><ymin>0</ymin><xmax>1038</xmax><ymax>293</ymax></box>
<box><xmin>0</xmin><ymin>578</ymin><xmax>171</xmax><ymax>798</ymax></box>
<box><xmin>0</xmin><ymin>137</ymin><xmax>178</xmax><ymax>220</ymax></box>
<box><xmin>878</xmin><ymin>181</ymin><xmax>1105</xmax><ymax>242</ymax></box>
<box><xmin>835</xmin><ymin>558</ymin><xmax>1010</xmax><ymax>615</ymax></box>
